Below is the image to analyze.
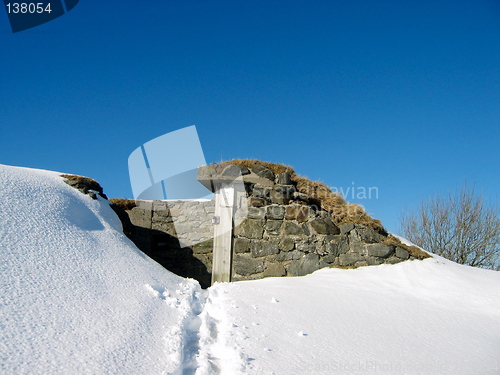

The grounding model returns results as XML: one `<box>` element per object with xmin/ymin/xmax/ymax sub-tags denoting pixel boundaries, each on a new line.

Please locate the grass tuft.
<box><xmin>109</xmin><ymin>198</ymin><xmax>137</xmax><ymax>211</ymax></box>
<box><xmin>60</xmin><ymin>174</ymin><xmax>107</xmax><ymax>199</ymax></box>
<box><xmin>225</xmin><ymin>159</ymin><xmax>384</xmax><ymax>230</ymax></box>
<box><xmin>60</xmin><ymin>174</ymin><xmax>101</xmax><ymax>189</ymax></box>
<box><xmin>383</xmin><ymin>235</ymin><xmax>431</xmax><ymax>260</ymax></box>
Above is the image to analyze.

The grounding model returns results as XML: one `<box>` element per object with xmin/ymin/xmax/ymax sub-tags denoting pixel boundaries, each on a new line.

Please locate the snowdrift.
<box><xmin>207</xmin><ymin>258</ymin><xmax>500</xmax><ymax>374</ymax></box>
<box><xmin>0</xmin><ymin>164</ymin><xmax>201</xmax><ymax>374</ymax></box>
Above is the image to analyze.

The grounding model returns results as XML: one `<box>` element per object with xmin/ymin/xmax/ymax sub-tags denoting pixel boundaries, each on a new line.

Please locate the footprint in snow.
<box><xmin>145</xmin><ymin>284</ymin><xmax>177</xmax><ymax>304</ymax></box>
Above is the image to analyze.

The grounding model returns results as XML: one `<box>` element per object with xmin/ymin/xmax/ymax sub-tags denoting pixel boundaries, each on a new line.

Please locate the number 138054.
<box><xmin>5</xmin><ymin>3</ymin><xmax>53</xmax><ymax>14</ymax></box>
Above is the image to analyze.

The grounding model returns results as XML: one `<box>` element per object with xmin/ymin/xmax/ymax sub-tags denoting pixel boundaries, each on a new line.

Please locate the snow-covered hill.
<box><xmin>0</xmin><ymin>165</ymin><xmax>202</xmax><ymax>374</ymax></box>
<box><xmin>1</xmin><ymin>164</ymin><xmax>499</xmax><ymax>375</ymax></box>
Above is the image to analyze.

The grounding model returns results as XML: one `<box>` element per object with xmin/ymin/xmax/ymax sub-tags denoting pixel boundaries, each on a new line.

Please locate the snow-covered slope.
<box><xmin>205</xmin><ymin>258</ymin><xmax>500</xmax><ymax>375</ymax></box>
<box><xmin>0</xmin><ymin>164</ymin><xmax>201</xmax><ymax>374</ymax></box>
<box><xmin>2</xmin><ymin>164</ymin><xmax>499</xmax><ymax>375</ymax></box>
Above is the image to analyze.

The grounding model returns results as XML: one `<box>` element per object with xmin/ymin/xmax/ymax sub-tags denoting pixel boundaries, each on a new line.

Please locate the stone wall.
<box><xmin>231</xmin><ymin>208</ymin><xmax>411</xmax><ymax>281</ymax></box>
<box><xmin>117</xmin><ymin>163</ymin><xmax>417</xmax><ymax>287</ymax></box>
<box><xmin>123</xmin><ymin>200</ymin><xmax>215</xmax><ymax>288</ymax></box>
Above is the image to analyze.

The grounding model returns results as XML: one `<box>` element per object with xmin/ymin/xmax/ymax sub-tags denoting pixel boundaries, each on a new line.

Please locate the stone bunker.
<box><xmin>108</xmin><ymin>160</ymin><xmax>429</xmax><ymax>288</ymax></box>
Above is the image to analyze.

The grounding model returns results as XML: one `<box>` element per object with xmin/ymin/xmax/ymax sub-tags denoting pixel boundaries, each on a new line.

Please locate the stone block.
<box><xmin>314</xmin><ymin>242</ymin><xmax>328</xmax><ymax>256</ymax></box>
<box><xmin>196</xmin><ymin>164</ymin><xmax>217</xmax><ymax>189</ymax></box>
<box><xmin>233</xmin><ymin>255</ymin><xmax>264</xmax><ymax>276</ymax></box>
<box><xmin>278</xmin><ymin>250</ymin><xmax>303</xmax><ymax>261</ymax></box>
<box><xmin>152</xmin><ymin>200</ymin><xmax>169</xmax><ymax>211</ymax></box>
<box><xmin>203</xmin><ymin>204</ymin><xmax>215</xmax><ymax>215</ymax></box>
<box><xmin>366</xmin><ymin>256</ymin><xmax>384</xmax><ymax>266</ymax></box>
<box><xmin>349</xmin><ymin>241</ymin><xmax>366</xmax><ymax>255</ymax></box>
<box><xmin>285</xmin><ymin>205</ymin><xmax>298</xmax><ymax>220</ymax></box>
<box><xmin>151</xmin><ymin>220</ymin><xmax>177</xmax><ymax>235</ymax></box>
<box><xmin>354</xmin><ymin>260</ymin><xmax>369</xmax><ymax>267</ymax></box>
<box><xmin>395</xmin><ymin>247</ymin><xmax>410</xmax><ymax>260</ymax></box>
<box><xmin>263</xmin><ymin>263</ymin><xmax>286</xmax><ymax>277</ymax></box>
<box><xmin>192</xmin><ymin>239</ymin><xmax>213</xmax><ymax>254</ymax></box>
<box><xmin>317</xmin><ymin>237</ymin><xmax>340</xmax><ymax>256</ymax></box>
<box><xmin>251</xmin><ymin>240</ymin><xmax>279</xmax><ymax>258</ymax></box>
<box><xmin>248</xmin><ymin>207</ymin><xmax>266</xmax><ymax>219</ymax></box>
<box><xmin>234</xmin><ymin>238</ymin><xmax>250</xmax><ymax>253</ymax></box>
<box><xmin>250</xmin><ymin>198</ymin><xmax>266</xmax><ymax>207</ymax></box>
<box><xmin>266</xmin><ymin>205</ymin><xmax>285</xmax><ymax>220</ymax></box>
<box><xmin>221</xmin><ymin>164</ymin><xmax>243</xmax><ymax>177</ymax></box>
<box><xmin>287</xmin><ymin>253</ymin><xmax>321</xmax><ymax>276</ymax></box>
<box><xmin>366</xmin><ymin>243</ymin><xmax>394</xmax><ymax>258</ymax></box>
<box><xmin>296</xmin><ymin>238</ymin><xmax>316</xmax><ymax>253</ymax></box>
<box><xmin>265</xmin><ymin>254</ymin><xmax>279</xmax><ymax>263</ymax></box>
<box><xmin>265</xmin><ymin>220</ymin><xmax>282</xmax><ymax>235</ymax></box>
<box><xmin>350</xmin><ymin>225</ymin><xmax>385</xmax><ymax>244</ymax></box>
<box><xmin>152</xmin><ymin>207</ymin><xmax>173</xmax><ymax>220</ymax></box>
<box><xmin>234</xmin><ymin>219</ymin><xmax>264</xmax><ymax>239</ymax></box>
<box><xmin>270</xmin><ymin>189</ymin><xmax>285</xmax><ymax>205</ymax></box>
<box><xmin>296</xmin><ymin>207</ymin><xmax>310</xmax><ymax>223</ymax></box>
<box><xmin>321</xmin><ymin>254</ymin><xmax>337</xmax><ymax>264</ymax></box>
<box><xmin>133</xmin><ymin>200</ymin><xmax>152</xmax><ymax>210</ymax></box>
<box><xmin>302</xmin><ymin>223</ymin><xmax>311</xmax><ymax>235</ymax></box>
<box><xmin>172</xmin><ymin>223</ymin><xmax>199</xmax><ymax>238</ymax></box>
<box><xmin>338</xmin><ymin>253</ymin><xmax>364</xmax><ymax>266</ymax></box>
<box><xmin>129</xmin><ymin>207</ymin><xmax>153</xmax><ymax>229</ymax></box>
<box><xmin>251</xmin><ymin>164</ymin><xmax>275</xmax><ymax>181</ymax></box>
<box><xmin>276</xmin><ymin>172</ymin><xmax>292</xmax><ymax>185</ymax></box>
<box><xmin>385</xmin><ymin>256</ymin><xmax>404</xmax><ymax>264</ymax></box>
<box><xmin>240</xmin><ymin>166</ymin><xmax>251</xmax><ymax>175</ymax></box>
<box><xmin>310</xmin><ymin>218</ymin><xmax>340</xmax><ymax>235</ymax></box>
<box><xmin>284</xmin><ymin>205</ymin><xmax>310</xmax><ymax>220</ymax></box>
<box><xmin>283</xmin><ymin>221</ymin><xmax>303</xmax><ymax>236</ymax></box>
<box><xmin>339</xmin><ymin>223</ymin><xmax>355</xmax><ymax>234</ymax></box>
<box><xmin>318</xmin><ymin>234</ymin><xmax>349</xmax><ymax>256</ymax></box>
<box><xmin>335</xmin><ymin>235</ymin><xmax>350</xmax><ymax>254</ymax></box>
<box><xmin>270</xmin><ymin>185</ymin><xmax>296</xmax><ymax>204</ymax></box>
<box><xmin>279</xmin><ymin>237</ymin><xmax>295</xmax><ymax>252</ymax></box>
<box><xmin>252</xmin><ymin>185</ymin><xmax>271</xmax><ymax>199</ymax></box>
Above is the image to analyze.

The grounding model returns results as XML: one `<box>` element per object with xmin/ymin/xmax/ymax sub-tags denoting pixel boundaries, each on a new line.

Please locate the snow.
<box><xmin>1</xmin><ymin>164</ymin><xmax>500</xmax><ymax>375</ymax></box>
<box><xmin>0</xmin><ymin>164</ymin><xmax>201</xmax><ymax>374</ymax></box>
<box><xmin>208</xmin><ymin>259</ymin><xmax>500</xmax><ymax>374</ymax></box>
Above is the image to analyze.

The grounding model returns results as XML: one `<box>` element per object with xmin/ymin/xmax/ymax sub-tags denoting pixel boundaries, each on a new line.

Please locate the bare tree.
<box><xmin>400</xmin><ymin>183</ymin><xmax>500</xmax><ymax>270</ymax></box>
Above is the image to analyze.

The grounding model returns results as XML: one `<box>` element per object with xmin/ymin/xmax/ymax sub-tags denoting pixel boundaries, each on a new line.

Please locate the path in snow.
<box><xmin>166</xmin><ymin>283</ymin><xmax>249</xmax><ymax>375</ymax></box>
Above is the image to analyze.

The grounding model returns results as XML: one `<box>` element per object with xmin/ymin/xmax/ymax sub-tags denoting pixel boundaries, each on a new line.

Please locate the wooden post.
<box><xmin>211</xmin><ymin>182</ymin><xmax>236</xmax><ymax>284</ymax></box>
<box><xmin>197</xmin><ymin>164</ymin><xmax>249</xmax><ymax>285</ymax></box>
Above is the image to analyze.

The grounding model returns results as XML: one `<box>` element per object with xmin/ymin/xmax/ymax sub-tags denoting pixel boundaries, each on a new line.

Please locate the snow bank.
<box><xmin>207</xmin><ymin>258</ymin><xmax>500</xmax><ymax>375</ymax></box>
<box><xmin>0</xmin><ymin>164</ymin><xmax>200</xmax><ymax>374</ymax></box>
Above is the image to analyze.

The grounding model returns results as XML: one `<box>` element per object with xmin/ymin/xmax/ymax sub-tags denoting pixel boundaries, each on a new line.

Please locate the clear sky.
<box><xmin>1</xmin><ymin>0</ymin><xmax>499</xmax><ymax>233</ymax></box>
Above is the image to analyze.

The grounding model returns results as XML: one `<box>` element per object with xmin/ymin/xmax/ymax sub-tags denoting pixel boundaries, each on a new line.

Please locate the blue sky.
<box><xmin>1</xmin><ymin>0</ymin><xmax>499</xmax><ymax>233</ymax></box>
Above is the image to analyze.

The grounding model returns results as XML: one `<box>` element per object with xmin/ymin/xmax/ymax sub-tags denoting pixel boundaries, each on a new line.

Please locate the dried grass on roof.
<box><xmin>226</xmin><ymin>159</ymin><xmax>383</xmax><ymax>230</ymax></box>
